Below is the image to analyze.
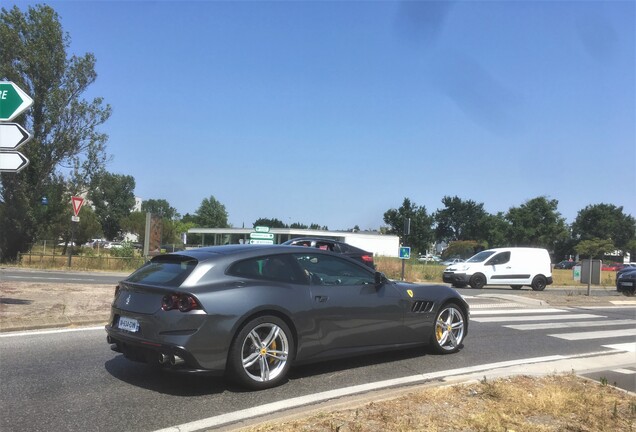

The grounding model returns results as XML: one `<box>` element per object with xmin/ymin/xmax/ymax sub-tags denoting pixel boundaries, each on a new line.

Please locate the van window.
<box><xmin>467</xmin><ymin>251</ymin><xmax>496</xmax><ymax>263</ymax></box>
<box><xmin>486</xmin><ymin>252</ymin><xmax>511</xmax><ymax>266</ymax></box>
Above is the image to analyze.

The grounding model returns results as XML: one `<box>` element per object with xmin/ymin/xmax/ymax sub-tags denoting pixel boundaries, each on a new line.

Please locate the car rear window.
<box><xmin>126</xmin><ymin>255</ymin><xmax>198</xmax><ymax>287</ymax></box>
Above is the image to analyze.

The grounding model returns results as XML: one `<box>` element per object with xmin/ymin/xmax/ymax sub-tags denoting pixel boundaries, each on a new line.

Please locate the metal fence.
<box><xmin>17</xmin><ymin>252</ymin><xmax>145</xmax><ymax>272</ymax></box>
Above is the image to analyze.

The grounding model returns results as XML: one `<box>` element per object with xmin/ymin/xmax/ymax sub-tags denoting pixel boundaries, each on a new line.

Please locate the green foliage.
<box><xmin>89</xmin><ymin>171</ymin><xmax>135</xmax><ymax>240</ymax></box>
<box><xmin>383</xmin><ymin>198</ymin><xmax>434</xmax><ymax>256</ymax></box>
<box><xmin>0</xmin><ymin>4</ymin><xmax>111</xmax><ymax>261</ymax></box>
<box><xmin>254</xmin><ymin>217</ymin><xmax>286</xmax><ymax>228</ymax></box>
<box><xmin>109</xmin><ymin>241</ymin><xmax>135</xmax><ymax>258</ymax></box>
<box><xmin>442</xmin><ymin>240</ymin><xmax>485</xmax><ymax>259</ymax></box>
<box><xmin>120</xmin><ymin>211</ymin><xmax>146</xmax><ymax>241</ymax></box>
<box><xmin>142</xmin><ymin>198</ymin><xmax>179</xmax><ymax>220</ymax></box>
<box><xmin>195</xmin><ymin>195</ymin><xmax>229</xmax><ymax>228</ymax></box>
<box><xmin>572</xmin><ymin>204</ymin><xmax>635</xmax><ymax>251</ymax></box>
<box><xmin>505</xmin><ymin>197</ymin><xmax>569</xmax><ymax>249</ymax></box>
<box><xmin>434</xmin><ymin>196</ymin><xmax>489</xmax><ymax>243</ymax></box>
<box><xmin>575</xmin><ymin>238</ymin><xmax>615</xmax><ymax>259</ymax></box>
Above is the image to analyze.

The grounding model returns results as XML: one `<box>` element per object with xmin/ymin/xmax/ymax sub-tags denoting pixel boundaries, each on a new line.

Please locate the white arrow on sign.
<box><xmin>0</xmin><ymin>123</ymin><xmax>32</xmax><ymax>150</ymax></box>
<box><xmin>0</xmin><ymin>151</ymin><xmax>29</xmax><ymax>172</ymax></box>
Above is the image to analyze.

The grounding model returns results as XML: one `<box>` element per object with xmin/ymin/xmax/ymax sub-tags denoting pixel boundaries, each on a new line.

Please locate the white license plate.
<box><xmin>620</xmin><ymin>281</ymin><xmax>633</xmax><ymax>287</ymax></box>
<box><xmin>117</xmin><ymin>316</ymin><xmax>139</xmax><ymax>333</ymax></box>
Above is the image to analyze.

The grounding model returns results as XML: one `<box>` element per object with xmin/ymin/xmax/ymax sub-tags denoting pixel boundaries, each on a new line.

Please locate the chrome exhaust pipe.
<box><xmin>170</xmin><ymin>355</ymin><xmax>184</xmax><ymax>366</ymax></box>
<box><xmin>158</xmin><ymin>353</ymin><xmax>169</xmax><ymax>364</ymax></box>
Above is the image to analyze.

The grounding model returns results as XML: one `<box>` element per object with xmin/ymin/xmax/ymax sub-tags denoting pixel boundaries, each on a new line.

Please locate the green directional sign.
<box><xmin>254</xmin><ymin>226</ymin><xmax>270</xmax><ymax>233</ymax></box>
<box><xmin>0</xmin><ymin>82</ymin><xmax>34</xmax><ymax>121</ymax></box>
<box><xmin>250</xmin><ymin>232</ymin><xmax>274</xmax><ymax>240</ymax></box>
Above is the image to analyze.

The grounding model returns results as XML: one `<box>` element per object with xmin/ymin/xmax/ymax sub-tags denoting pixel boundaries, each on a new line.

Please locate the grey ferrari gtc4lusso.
<box><xmin>105</xmin><ymin>245</ymin><xmax>469</xmax><ymax>390</ymax></box>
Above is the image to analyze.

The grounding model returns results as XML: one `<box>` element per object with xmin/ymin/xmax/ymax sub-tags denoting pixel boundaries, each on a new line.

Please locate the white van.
<box><xmin>442</xmin><ymin>247</ymin><xmax>553</xmax><ymax>291</ymax></box>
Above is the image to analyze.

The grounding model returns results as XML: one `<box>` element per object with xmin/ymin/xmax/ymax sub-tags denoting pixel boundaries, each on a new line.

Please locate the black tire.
<box><xmin>430</xmin><ymin>303</ymin><xmax>466</xmax><ymax>354</ymax></box>
<box><xmin>227</xmin><ymin>315</ymin><xmax>294</xmax><ymax>390</ymax></box>
<box><xmin>469</xmin><ymin>273</ymin><xmax>486</xmax><ymax>289</ymax></box>
<box><xmin>531</xmin><ymin>275</ymin><xmax>547</xmax><ymax>291</ymax></box>
<box><xmin>621</xmin><ymin>287</ymin><xmax>635</xmax><ymax>297</ymax></box>
<box><xmin>510</xmin><ymin>285</ymin><xmax>523</xmax><ymax>290</ymax></box>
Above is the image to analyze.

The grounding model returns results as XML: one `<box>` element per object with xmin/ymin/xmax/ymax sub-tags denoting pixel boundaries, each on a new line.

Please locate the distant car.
<box><xmin>105</xmin><ymin>245</ymin><xmax>469</xmax><ymax>389</ymax></box>
<box><xmin>616</xmin><ymin>267</ymin><xmax>636</xmax><ymax>296</ymax></box>
<box><xmin>602</xmin><ymin>263</ymin><xmax>623</xmax><ymax>271</ymax></box>
<box><xmin>441</xmin><ymin>258</ymin><xmax>465</xmax><ymax>266</ymax></box>
<box><xmin>554</xmin><ymin>260</ymin><xmax>577</xmax><ymax>270</ymax></box>
<box><xmin>418</xmin><ymin>254</ymin><xmax>441</xmax><ymax>263</ymax></box>
<box><xmin>616</xmin><ymin>263</ymin><xmax>636</xmax><ymax>283</ymax></box>
<box><xmin>282</xmin><ymin>237</ymin><xmax>374</xmax><ymax>268</ymax></box>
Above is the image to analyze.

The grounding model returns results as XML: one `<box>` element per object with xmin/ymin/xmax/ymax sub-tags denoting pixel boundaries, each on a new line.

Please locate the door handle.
<box><xmin>314</xmin><ymin>295</ymin><xmax>328</xmax><ymax>303</ymax></box>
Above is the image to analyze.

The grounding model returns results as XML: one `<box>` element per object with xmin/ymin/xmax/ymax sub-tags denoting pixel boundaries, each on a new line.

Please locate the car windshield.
<box><xmin>466</xmin><ymin>251</ymin><xmax>496</xmax><ymax>263</ymax></box>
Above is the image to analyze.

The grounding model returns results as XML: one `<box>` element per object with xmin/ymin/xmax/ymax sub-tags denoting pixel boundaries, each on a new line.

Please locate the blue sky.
<box><xmin>12</xmin><ymin>0</ymin><xmax>636</xmax><ymax>230</ymax></box>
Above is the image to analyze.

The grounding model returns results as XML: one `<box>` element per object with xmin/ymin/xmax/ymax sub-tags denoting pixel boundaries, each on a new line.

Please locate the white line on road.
<box><xmin>602</xmin><ymin>343</ymin><xmax>636</xmax><ymax>353</ymax></box>
<box><xmin>470</xmin><ymin>308</ymin><xmax>565</xmax><ymax>316</ymax></box>
<box><xmin>5</xmin><ymin>275</ymin><xmax>96</xmax><ymax>281</ymax></box>
<box><xmin>550</xmin><ymin>328</ymin><xmax>636</xmax><ymax>341</ymax></box>
<box><xmin>472</xmin><ymin>314</ymin><xmax>604</xmax><ymax>323</ymax></box>
<box><xmin>0</xmin><ymin>326</ymin><xmax>104</xmax><ymax>338</ymax></box>
<box><xmin>506</xmin><ymin>319</ymin><xmax>636</xmax><ymax>331</ymax></box>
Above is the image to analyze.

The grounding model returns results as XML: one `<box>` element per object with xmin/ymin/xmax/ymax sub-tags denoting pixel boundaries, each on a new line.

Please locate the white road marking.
<box><xmin>549</xmin><ymin>328</ymin><xmax>636</xmax><ymax>341</ymax></box>
<box><xmin>470</xmin><ymin>308</ymin><xmax>565</xmax><ymax>316</ymax></box>
<box><xmin>5</xmin><ymin>275</ymin><xmax>96</xmax><ymax>281</ymax></box>
<box><xmin>0</xmin><ymin>326</ymin><xmax>104</xmax><ymax>338</ymax></box>
<box><xmin>611</xmin><ymin>368</ymin><xmax>636</xmax><ymax>374</ymax></box>
<box><xmin>472</xmin><ymin>314</ymin><xmax>603</xmax><ymax>323</ymax></box>
<box><xmin>506</xmin><ymin>319</ymin><xmax>636</xmax><ymax>331</ymax></box>
<box><xmin>602</xmin><ymin>343</ymin><xmax>636</xmax><ymax>353</ymax></box>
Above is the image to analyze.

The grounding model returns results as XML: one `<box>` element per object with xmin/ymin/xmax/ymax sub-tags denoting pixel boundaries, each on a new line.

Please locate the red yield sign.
<box><xmin>71</xmin><ymin>196</ymin><xmax>85</xmax><ymax>217</ymax></box>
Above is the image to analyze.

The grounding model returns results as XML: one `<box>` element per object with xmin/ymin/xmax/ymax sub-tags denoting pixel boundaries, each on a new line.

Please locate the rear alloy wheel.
<box><xmin>431</xmin><ymin>303</ymin><xmax>466</xmax><ymax>354</ymax></box>
<box><xmin>531</xmin><ymin>275</ymin><xmax>547</xmax><ymax>291</ymax></box>
<box><xmin>469</xmin><ymin>273</ymin><xmax>486</xmax><ymax>289</ymax></box>
<box><xmin>228</xmin><ymin>316</ymin><xmax>293</xmax><ymax>390</ymax></box>
<box><xmin>510</xmin><ymin>285</ymin><xmax>523</xmax><ymax>290</ymax></box>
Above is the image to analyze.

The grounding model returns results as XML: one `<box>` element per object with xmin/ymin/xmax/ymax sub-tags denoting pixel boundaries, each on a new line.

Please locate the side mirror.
<box><xmin>374</xmin><ymin>271</ymin><xmax>388</xmax><ymax>286</ymax></box>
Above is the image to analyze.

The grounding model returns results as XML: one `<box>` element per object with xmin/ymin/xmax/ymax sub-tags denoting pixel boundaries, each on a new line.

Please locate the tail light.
<box><xmin>361</xmin><ymin>255</ymin><xmax>373</xmax><ymax>263</ymax></box>
<box><xmin>114</xmin><ymin>285</ymin><xmax>121</xmax><ymax>300</ymax></box>
<box><xmin>161</xmin><ymin>293</ymin><xmax>201</xmax><ymax>312</ymax></box>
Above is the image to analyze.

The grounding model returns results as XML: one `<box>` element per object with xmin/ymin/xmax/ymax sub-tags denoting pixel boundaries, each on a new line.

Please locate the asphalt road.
<box><xmin>0</xmin><ymin>267</ymin><xmax>128</xmax><ymax>285</ymax></box>
<box><xmin>1</xmin><ymin>298</ymin><xmax>634</xmax><ymax>432</ymax></box>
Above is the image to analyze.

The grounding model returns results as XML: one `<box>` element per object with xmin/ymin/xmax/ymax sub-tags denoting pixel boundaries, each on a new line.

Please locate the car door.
<box><xmin>292</xmin><ymin>252</ymin><xmax>407</xmax><ymax>352</ymax></box>
<box><xmin>483</xmin><ymin>251</ymin><xmax>518</xmax><ymax>284</ymax></box>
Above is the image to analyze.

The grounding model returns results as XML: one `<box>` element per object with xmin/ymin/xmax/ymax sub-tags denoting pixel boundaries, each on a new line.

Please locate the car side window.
<box><xmin>228</xmin><ymin>255</ymin><xmax>308</xmax><ymax>284</ymax></box>
<box><xmin>486</xmin><ymin>252</ymin><xmax>511</xmax><ymax>266</ymax></box>
<box><xmin>293</xmin><ymin>253</ymin><xmax>374</xmax><ymax>286</ymax></box>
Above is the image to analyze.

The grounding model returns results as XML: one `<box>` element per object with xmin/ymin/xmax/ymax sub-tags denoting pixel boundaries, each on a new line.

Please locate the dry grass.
<box><xmin>238</xmin><ymin>375</ymin><xmax>636</xmax><ymax>432</ymax></box>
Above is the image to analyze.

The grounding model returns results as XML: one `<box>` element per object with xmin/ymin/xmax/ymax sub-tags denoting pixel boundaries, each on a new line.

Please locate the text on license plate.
<box><xmin>118</xmin><ymin>316</ymin><xmax>139</xmax><ymax>332</ymax></box>
<box><xmin>621</xmin><ymin>281</ymin><xmax>633</xmax><ymax>287</ymax></box>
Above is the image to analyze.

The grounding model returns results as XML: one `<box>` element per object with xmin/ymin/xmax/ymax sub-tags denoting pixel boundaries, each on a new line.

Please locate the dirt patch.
<box><xmin>236</xmin><ymin>375</ymin><xmax>636</xmax><ymax>432</ymax></box>
<box><xmin>0</xmin><ymin>281</ymin><xmax>113</xmax><ymax>329</ymax></box>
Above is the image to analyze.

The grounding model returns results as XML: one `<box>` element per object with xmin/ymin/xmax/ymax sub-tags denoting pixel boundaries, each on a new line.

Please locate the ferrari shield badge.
<box><xmin>407</xmin><ymin>289</ymin><xmax>413</xmax><ymax>298</ymax></box>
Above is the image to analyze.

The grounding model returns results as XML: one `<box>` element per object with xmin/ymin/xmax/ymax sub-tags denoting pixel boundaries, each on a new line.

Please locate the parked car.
<box><xmin>105</xmin><ymin>245</ymin><xmax>469</xmax><ymax>389</ymax></box>
<box><xmin>443</xmin><ymin>247</ymin><xmax>553</xmax><ymax>291</ymax></box>
<box><xmin>601</xmin><ymin>262</ymin><xmax>623</xmax><ymax>271</ymax></box>
<box><xmin>440</xmin><ymin>258</ymin><xmax>465</xmax><ymax>266</ymax></box>
<box><xmin>554</xmin><ymin>260</ymin><xmax>577</xmax><ymax>270</ymax></box>
<box><xmin>282</xmin><ymin>237</ymin><xmax>374</xmax><ymax>268</ymax></box>
<box><xmin>616</xmin><ymin>267</ymin><xmax>636</xmax><ymax>296</ymax></box>
<box><xmin>418</xmin><ymin>254</ymin><xmax>441</xmax><ymax>263</ymax></box>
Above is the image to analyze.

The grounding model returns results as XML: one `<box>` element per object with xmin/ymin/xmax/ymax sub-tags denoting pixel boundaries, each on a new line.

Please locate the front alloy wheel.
<box><xmin>531</xmin><ymin>275</ymin><xmax>547</xmax><ymax>291</ymax></box>
<box><xmin>469</xmin><ymin>274</ymin><xmax>486</xmax><ymax>289</ymax></box>
<box><xmin>431</xmin><ymin>303</ymin><xmax>466</xmax><ymax>354</ymax></box>
<box><xmin>229</xmin><ymin>316</ymin><xmax>293</xmax><ymax>390</ymax></box>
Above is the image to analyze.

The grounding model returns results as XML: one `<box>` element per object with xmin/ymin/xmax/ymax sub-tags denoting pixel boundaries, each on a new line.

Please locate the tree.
<box><xmin>0</xmin><ymin>5</ymin><xmax>111</xmax><ymax>261</ymax></box>
<box><xmin>253</xmin><ymin>218</ymin><xmax>285</xmax><ymax>228</ymax></box>
<box><xmin>575</xmin><ymin>238</ymin><xmax>615</xmax><ymax>260</ymax></box>
<box><xmin>383</xmin><ymin>198</ymin><xmax>434</xmax><ymax>255</ymax></box>
<box><xmin>141</xmin><ymin>199</ymin><xmax>179</xmax><ymax>220</ymax></box>
<box><xmin>505</xmin><ymin>197</ymin><xmax>568</xmax><ymax>250</ymax></box>
<box><xmin>196</xmin><ymin>195</ymin><xmax>229</xmax><ymax>228</ymax></box>
<box><xmin>89</xmin><ymin>171</ymin><xmax>135</xmax><ymax>240</ymax></box>
<box><xmin>572</xmin><ymin>204</ymin><xmax>635</xmax><ymax>252</ymax></box>
<box><xmin>120</xmin><ymin>211</ymin><xmax>146</xmax><ymax>241</ymax></box>
<box><xmin>434</xmin><ymin>196</ymin><xmax>489</xmax><ymax>243</ymax></box>
<box><xmin>482</xmin><ymin>212</ymin><xmax>509</xmax><ymax>249</ymax></box>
